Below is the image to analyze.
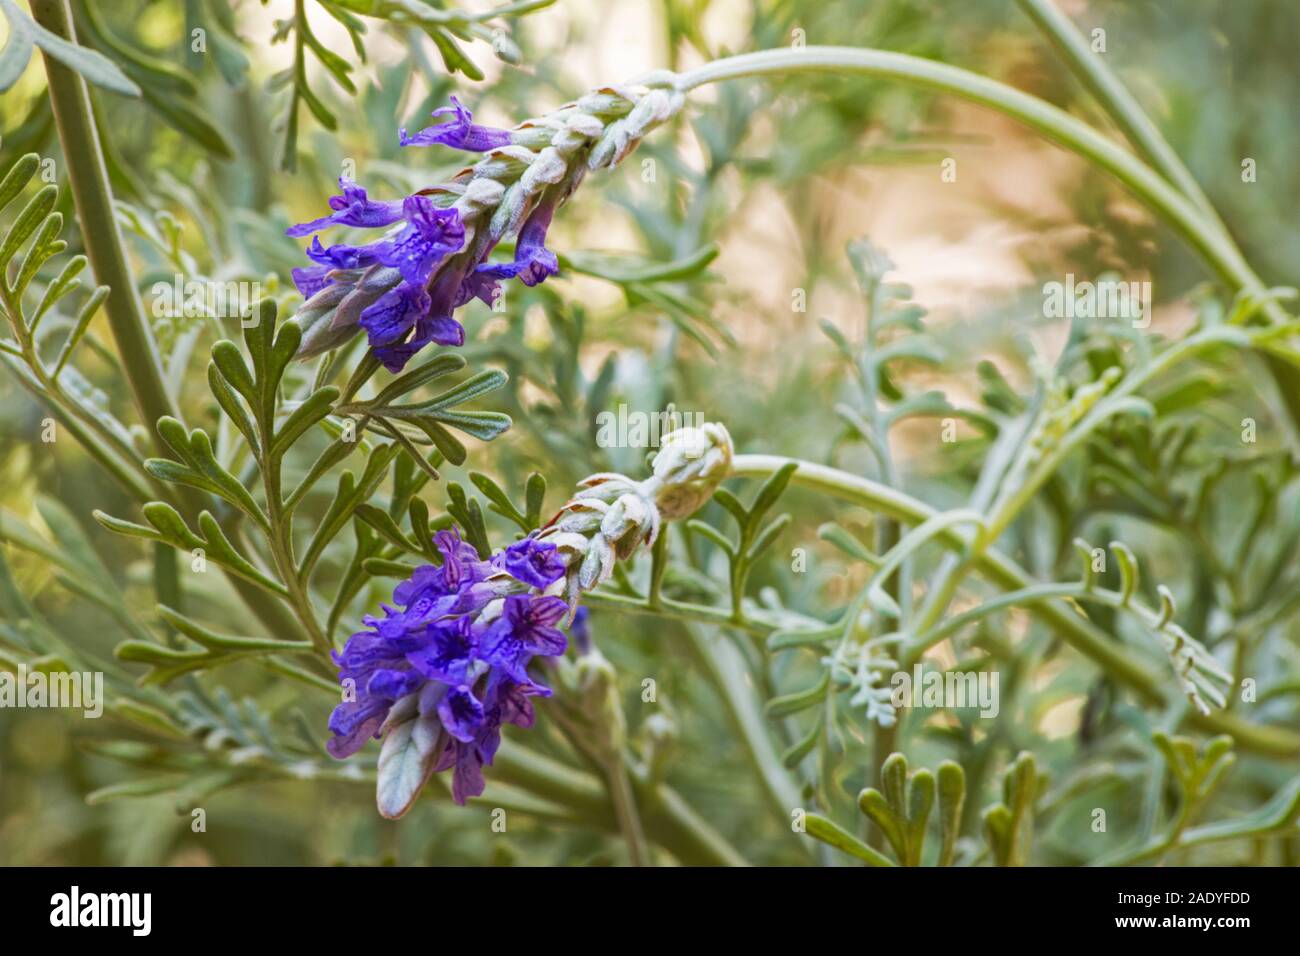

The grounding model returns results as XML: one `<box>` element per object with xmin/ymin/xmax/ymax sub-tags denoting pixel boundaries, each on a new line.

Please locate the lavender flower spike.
<box><xmin>326</xmin><ymin>423</ymin><xmax>734</xmax><ymax>818</ymax></box>
<box><xmin>327</xmin><ymin>530</ymin><xmax>570</xmax><ymax>813</ymax></box>
<box><xmin>288</xmin><ymin>81</ymin><xmax>685</xmax><ymax>371</ymax></box>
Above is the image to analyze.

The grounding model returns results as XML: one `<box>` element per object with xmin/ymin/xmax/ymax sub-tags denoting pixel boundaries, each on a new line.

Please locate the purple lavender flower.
<box><xmin>287</xmin><ymin>99</ymin><xmax>571</xmax><ymax>371</ymax></box>
<box><xmin>429</xmin><ymin>528</ymin><xmax>489</xmax><ymax>588</ymax></box>
<box><xmin>365</xmin><ymin>257</ymin><xmax>470</xmax><ymax>372</ymax></box>
<box><xmin>474</xmin><ymin>192</ymin><xmax>561</xmax><ymax>287</ymax></box>
<box><xmin>291</xmin><ymin>263</ymin><xmax>335</xmax><ymax>298</ymax></box>
<box><xmin>326</xmin><ymin>627</ymin><xmax>423</xmax><ymax>759</ymax></box>
<box><xmin>388</xmin><ymin>530</ymin><xmax>495</xmax><ymax>625</ymax></box>
<box><xmin>300</xmin><ymin>196</ymin><xmax>465</xmax><ymax>288</ymax></box>
<box><xmin>408</xmin><ymin>617</ymin><xmax>477</xmax><ymax>684</ymax></box>
<box><xmin>326</xmin><ymin>528</ymin><xmax>574</xmax><ymax>805</ymax></box>
<box><xmin>399</xmin><ymin>96</ymin><xmax>513</xmax><ymax>152</ymax></box>
<box><xmin>304</xmin><ymin>235</ymin><xmax>383</xmax><ymax>271</ymax></box>
<box><xmin>357</xmin><ymin>282</ymin><xmax>430</xmax><ymax>347</ymax></box>
<box><xmin>495</xmin><ymin>537</ymin><xmax>566</xmax><ymax>588</ymax></box>
<box><xmin>479</xmin><ymin>594</ymin><xmax>568</xmax><ymax>683</ymax></box>
<box><xmin>434</xmin><ymin>672</ymin><xmax>547</xmax><ymax>804</ymax></box>
<box><xmin>288</xmin><ymin>190</ymin><xmax>469</xmax><ymax>371</ymax></box>
<box><xmin>432</xmin><ymin>729</ymin><xmax>487</xmax><ymax>805</ymax></box>
<box><xmin>456</xmin><ymin>270</ymin><xmax>502</xmax><ymax>308</ymax></box>
<box><xmin>286</xmin><ymin>178</ymin><xmax>406</xmax><ymax>238</ymax></box>
<box><xmin>438</xmin><ymin>684</ymin><xmax>486</xmax><ymax>742</ymax></box>
<box><xmin>372</xmin><ymin>195</ymin><xmax>466</xmax><ymax>287</ymax></box>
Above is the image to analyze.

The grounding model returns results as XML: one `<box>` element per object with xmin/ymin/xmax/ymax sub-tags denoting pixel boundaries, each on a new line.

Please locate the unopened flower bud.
<box><xmin>650</xmin><ymin>422</ymin><xmax>734</xmax><ymax>520</ymax></box>
<box><xmin>556</xmin><ymin>648</ymin><xmax>625</xmax><ymax>761</ymax></box>
<box><xmin>296</xmin><ymin>265</ymin><xmax>405</xmax><ymax>360</ymax></box>
<box><xmin>601</xmin><ymin>492</ymin><xmax>655</xmax><ymax>558</ymax></box>
<box><xmin>553</xmin><ymin>498</ymin><xmax>609</xmax><ymax>535</ymax></box>
<box><xmin>578</xmin><ymin>532</ymin><xmax>616</xmax><ymax>591</ymax></box>
<box><xmin>538</xmin><ymin>421</ymin><xmax>732</xmax><ymax>607</ymax></box>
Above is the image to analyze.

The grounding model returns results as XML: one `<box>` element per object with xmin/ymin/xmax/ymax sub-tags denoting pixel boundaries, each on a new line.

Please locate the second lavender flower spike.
<box><xmin>287</xmin><ymin>83</ymin><xmax>684</xmax><ymax>372</ymax></box>
<box><xmin>327</xmin><ymin>423</ymin><xmax>733</xmax><ymax>818</ymax></box>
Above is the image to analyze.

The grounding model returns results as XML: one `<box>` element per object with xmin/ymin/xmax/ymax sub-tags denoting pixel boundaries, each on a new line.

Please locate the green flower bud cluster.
<box><xmin>553</xmin><ymin>648</ymin><xmax>626</xmax><ymax>763</ymax></box>
<box><xmin>537</xmin><ymin>423</ymin><xmax>734</xmax><ymax>605</ymax></box>
<box><xmin>1025</xmin><ymin>365</ymin><xmax>1122</xmax><ymax>463</ymax></box>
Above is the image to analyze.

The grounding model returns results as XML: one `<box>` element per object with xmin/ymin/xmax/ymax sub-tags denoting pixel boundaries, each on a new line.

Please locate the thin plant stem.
<box><xmin>1013</xmin><ymin>0</ymin><xmax>1225</xmax><ymax>230</ymax></box>
<box><xmin>668</xmin><ymin>46</ymin><xmax>1300</xmax><ymax>454</ymax></box>
<box><xmin>727</xmin><ymin>453</ymin><xmax>1300</xmax><ymax>758</ymax></box>
<box><xmin>913</xmin><ymin>326</ymin><xmax>1249</xmax><ymax>637</ymax></box>
<box><xmin>668</xmin><ymin>48</ymin><xmax>1269</xmax><ymax>306</ymax></box>
<box><xmin>30</xmin><ymin>0</ymin><xmax>309</xmax><ymax>644</ymax></box>
<box><xmin>605</xmin><ymin>761</ymin><xmax>650</xmax><ymax>866</ymax></box>
<box><xmin>30</xmin><ymin>0</ymin><xmax>176</xmax><ymax>448</ymax></box>
<box><xmin>682</xmin><ymin>618</ymin><xmax>810</xmax><ymax>845</ymax></box>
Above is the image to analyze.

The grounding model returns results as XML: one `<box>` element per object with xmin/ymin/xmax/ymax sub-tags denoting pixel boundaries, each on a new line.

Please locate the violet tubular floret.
<box><xmin>398</xmin><ymin>95</ymin><xmax>514</xmax><ymax>152</ymax></box>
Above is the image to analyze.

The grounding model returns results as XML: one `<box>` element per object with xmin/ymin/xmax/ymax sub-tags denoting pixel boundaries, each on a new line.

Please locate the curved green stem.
<box><xmin>909</xmin><ymin>582</ymin><xmax>1080</xmax><ymax>658</ymax></box>
<box><xmin>671</xmin><ymin>46</ymin><xmax>1300</xmax><ymax>452</ymax></box>
<box><xmin>583</xmin><ymin>586</ymin><xmax>809</xmax><ymax>635</ymax></box>
<box><xmin>914</xmin><ymin>325</ymin><xmax>1251</xmax><ymax>638</ymax></box>
<box><xmin>30</xmin><ymin>0</ymin><xmax>173</xmax><ymax>444</ymax></box>
<box><xmin>905</xmin><ymin>578</ymin><xmax>1217</xmax><ymax>677</ymax></box>
<box><xmin>1013</xmin><ymin>0</ymin><xmax>1224</xmax><ymax>230</ymax></box>
<box><xmin>863</xmin><ymin>509</ymin><xmax>985</xmax><ymax>620</ymax></box>
<box><xmin>670</xmin><ymin>48</ymin><xmax>1266</xmax><ymax>299</ymax></box>
<box><xmin>31</xmin><ymin>0</ymin><xmax>308</xmax><ymax>644</ymax></box>
<box><xmin>1012</xmin><ymin>0</ymin><xmax>1300</xmax><ymax>453</ymax></box>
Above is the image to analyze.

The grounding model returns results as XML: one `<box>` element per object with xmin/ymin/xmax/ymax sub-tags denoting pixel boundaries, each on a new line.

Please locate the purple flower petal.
<box><xmin>474</xmin><ymin>193</ymin><xmax>560</xmax><ymax>287</ymax></box>
<box><xmin>527</xmin><ymin>594</ymin><xmax>570</xmax><ymax>629</ymax></box>
<box><xmin>436</xmin><ymin>528</ymin><xmax>490</xmax><ymax>587</ymax></box>
<box><xmin>286</xmin><ymin>178</ymin><xmax>405</xmax><ymax>238</ymax></box>
<box><xmin>370</xmin><ymin>263</ymin><xmax>471</xmax><ymax>371</ymax></box>
<box><xmin>438</xmin><ymin>685</ymin><xmax>486</xmax><ymax>743</ymax></box>
<box><xmin>334</xmin><ymin>628</ymin><xmax>412</xmax><ymax>669</ymax></box>
<box><xmin>326</xmin><ymin>699</ymin><xmax>390</xmax><ymax>758</ymax></box>
<box><xmin>457</xmin><ymin>270</ymin><xmax>500</xmax><ymax>308</ymax></box>
<box><xmin>496</xmin><ymin>537</ymin><xmax>566</xmax><ymax>588</ymax></box>
<box><xmin>305</xmin><ymin>235</ymin><xmax>385</xmax><ymax>271</ymax></box>
<box><xmin>407</xmin><ymin>617</ymin><xmax>477</xmax><ymax>684</ymax></box>
<box><xmin>399</xmin><ymin>96</ymin><xmax>513</xmax><ymax>153</ymax></box>
<box><xmin>366</xmin><ymin>667</ymin><xmax>424</xmax><ymax>700</ymax></box>
<box><xmin>435</xmin><ymin>739</ymin><xmax>488</xmax><ymax>806</ymax></box>
<box><xmin>359</xmin><ymin>282</ymin><xmax>429</xmax><ymax>348</ymax></box>
<box><xmin>393</xmin><ymin>563</ymin><xmax>451</xmax><ymax>607</ymax></box>
<box><xmin>480</xmin><ymin>594</ymin><xmax>570</xmax><ymax>680</ymax></box>
<box><xmin>375</xmin><ymin>195</ymin><xmax>465</xmax><ymax>288</ymax></box>
<box><xmin>291</xmin><ymin>263</ymin><xmax>335</xmax><ymax>298</ymax></box>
